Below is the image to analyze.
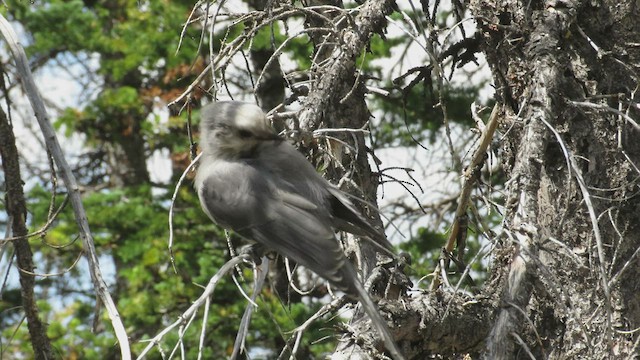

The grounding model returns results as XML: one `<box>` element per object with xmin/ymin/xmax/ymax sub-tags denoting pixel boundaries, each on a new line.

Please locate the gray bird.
<box><xmin>195</xmin><ymin>101</ymin><xmax>404</xmax><ymax>360</ymax></box>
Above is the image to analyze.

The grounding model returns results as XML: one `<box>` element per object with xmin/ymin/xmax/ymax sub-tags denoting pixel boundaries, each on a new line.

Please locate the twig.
<box><xmin>539</xmin><ymin>115</ymin><xmax>612</xmax><ymax>340</ymax></box>
<box><xmin>16</xmin><ymin>250</ymin><xmax>83</xmax><ymax>278</ymax></box>
<box><xmin>168</xmin><ymin>152</ymin><xmax>202</xmax><ymax>273</ymax></box>
<box><xmin>511</xmin><ymin>332</ymin><xmax>537</xmax><ymax>360</ymax></box>
<box><xmin>136</xmin><ymin>254</ymin><xmax>251</xmax><ymax>359</ymax></box>
<box><xmin>230</xmin><ymin>256</ymin><xmax>269</xmax><ymax>359</ymax></box>
<box><xmin>284</xmin><ymin>258</ymin><xmax>315</xmax><ymax>296</ymax></box>
<box><xmin>431</xmin><ymin>104</ymin><xmax>499</xmax><ymax>290</ymax></box>
<box><xmin>255</xmin><ymin>26</ymin><xmax>336</xmax><ymax>95</ymax></box>
<box><xmin>284</xmin><ymin>296</ymin><xmax>348</xmax><ymax>360</ymax></box>
<box><xmin>0</xmin><ymin>100</ymin><xmax>54</xmax><ymax>359</ymax></box>
<box><xmin>0</xmin><ymin>195</ymin><xmax>69</xmax><ymax>245</ymax></box>
<box><xmin>571</xmin><ymin>100</ymin><xmax>640</xmax><ymax>131</ymax></box>
<box><xmin>313</xmin><ymin>124</ymin><xmax>370</xmax><ymax>136</ymax></box>
<box><xmin>609</xmin><ymin>245</ymin><xmax>640</xmax><ymax>287</ymax></box>
<box><xmin>196</xmin><ymin>294</ymin><xmax>211</xmax><ymax>360</ymax></box>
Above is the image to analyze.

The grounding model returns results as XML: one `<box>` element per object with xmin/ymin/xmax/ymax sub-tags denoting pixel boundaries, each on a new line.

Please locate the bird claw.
<box><xmin>238</xmin><ymin>243</ymin><xmax>266</xmax><ymax>266</ymax></box>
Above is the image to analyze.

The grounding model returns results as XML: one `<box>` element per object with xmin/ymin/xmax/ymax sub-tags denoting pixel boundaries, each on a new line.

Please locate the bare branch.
<box><xmin>571</xmin><ymin>100</ymin><xmax>640</xmax><ymax>131</ymax></box>
<box><xmin>136</xmin><ymin>254</ymin><xmax>251</xmax><ymax>359</ymax></box>
<box><xmin>0</xmin><ymin>13</ymin><xmax>131</xmax><ymax>359</ymax></box>
<box><xmin>430</xmin><ymin>104</ymin><xmax>499</xmax><ymax>289</ymax></box>
<box><xmin>231</xmin><ymin>257</ymin><xmax>268</xmax><ymax>359</ymax></box>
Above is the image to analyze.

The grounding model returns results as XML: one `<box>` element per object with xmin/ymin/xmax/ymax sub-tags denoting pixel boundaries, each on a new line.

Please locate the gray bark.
<box><xmin>470</xmin><ymin>0</ymin><xmax>640</xmax><ymax>358</ymax></box>
<box><xmin>0</xmin><ymin>97</ymin><xmax>54</xmax><ymax>360</ymax></box>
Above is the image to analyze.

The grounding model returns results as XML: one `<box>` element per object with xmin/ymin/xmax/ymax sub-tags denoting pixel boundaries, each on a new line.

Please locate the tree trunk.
<box><xmin>0</xmin><ymin>105</ymin><xmax>54</xmax><ymax>360</ymax></box>
<box><xmin>470</xmin><ymin>0</ymin><xmax>640</xmax><ymax>358</ymax></box>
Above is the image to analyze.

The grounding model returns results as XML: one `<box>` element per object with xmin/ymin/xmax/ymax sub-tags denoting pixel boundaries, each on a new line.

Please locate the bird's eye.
<box><xmin>238</xmin><ymin>129</ymin><xmax>253</xmax><ymax>138</ymax></box>
<box><xmin>214</xmin><ymin>123</ymin><xmax>231</xmax><ymax>131</ymax></box>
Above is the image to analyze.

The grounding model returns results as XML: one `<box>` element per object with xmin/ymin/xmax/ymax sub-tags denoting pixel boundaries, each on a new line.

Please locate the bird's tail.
<box><xmin>341</xmin><ymin>262</ymin><xmax>406</xmax><ymax>360</ymax></box>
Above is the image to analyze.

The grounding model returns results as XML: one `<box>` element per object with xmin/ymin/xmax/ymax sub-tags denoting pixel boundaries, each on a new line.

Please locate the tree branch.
<box><xmin>298</xmin><ymin>0</ymin><xmax>396</xmax><ymax>130</ymax></box>
<box><xmin>0</xmin><ymin>13</ymin><xmax>131</xmax><ymax>359</ymax></box>
<box><xmin>430</xmin><ymin>104</ymin><xmax>500</xmax><ymax>290</ymax></box>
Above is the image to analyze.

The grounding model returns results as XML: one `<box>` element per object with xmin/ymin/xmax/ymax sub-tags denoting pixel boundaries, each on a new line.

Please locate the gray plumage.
<box><xmin>195</xmin><ymin>101</ymin><xmax>404</xmax><ymax>360</ymax></box>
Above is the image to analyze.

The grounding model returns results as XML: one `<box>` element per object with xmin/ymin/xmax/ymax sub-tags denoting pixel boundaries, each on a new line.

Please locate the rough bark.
<box><xmin>296</xmin><ymin>1</ymin><xmax>405</xmax><ymax>358</ymax></box>
<box><xmin>0</xmin><ymin>107</ymin><xmax>54</xmax><ymax>359</ymax></box>
<box><xmin>350</xmin><ymin>290</ymin><xmax>495</xmax><ymax>358</ymax></box>
<box><xmin>470</xmin><ymin>0</ymin><xmax>640</xmax><ymax>358</ymax></box>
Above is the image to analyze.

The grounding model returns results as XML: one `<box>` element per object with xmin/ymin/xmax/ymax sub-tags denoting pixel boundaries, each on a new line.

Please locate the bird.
<box><xmin>194</xmin><ymin>101</ymin><xmax>404</xmax><ymax>360</ymax></box>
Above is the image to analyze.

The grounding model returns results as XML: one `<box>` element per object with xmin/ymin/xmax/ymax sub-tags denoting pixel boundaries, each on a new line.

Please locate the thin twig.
<box><xmin>168</xmin><ymin>152</ymin><xmax>202</xmax><ymax>273</ymax></box>
<box><xmin>1</xmin><ymin>195</ymin><xmax>69</xmax><ymax>245</ymax></box>
<box><xmin>16</xmin><ymin>250</ymin><xmax>83</xmax><ymax>278</ymax></box>
<box><xmin>571</xmin><ymin>100</ymin><xmax>640</xmax><ymax>131</ymax></box>
<box><xmin>230</xmin><ymin>256</ymin><xmax>269</xmax><ymax>359</ymax></box>
<box><xmin>539</xmin><ymin>116</ymin><xmax>612</xmax><ymax>340</ymax></box>
<box><xmin>431</xmin><ymin>104</ymin><xmax>499</xmax><ymax>290</ymax></box>
<box><xmin>136</xmin><ymin>254</ymin><xmax>250</xmax><ymax>359</ymax></box>
<box><xmin>285</xmin><ymin>296</ymin><xmax>348</xmax><ymax>359</ymax></box>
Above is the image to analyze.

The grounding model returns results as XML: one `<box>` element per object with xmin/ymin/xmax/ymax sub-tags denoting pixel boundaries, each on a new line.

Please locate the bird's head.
<box><xmin>199</xmin><ymin>101</ymin><xmax>279</xmax><ymax>158</ymax></box>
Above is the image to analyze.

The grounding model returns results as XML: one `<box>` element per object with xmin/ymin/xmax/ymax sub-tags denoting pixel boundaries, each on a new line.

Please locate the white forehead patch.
<box><xmin>234</xmin><ymin>104</ymin><xmax>269</xmax><ymax>131</ymax></box>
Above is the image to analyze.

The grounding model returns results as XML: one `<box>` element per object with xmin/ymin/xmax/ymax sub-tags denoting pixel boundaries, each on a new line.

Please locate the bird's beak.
<box><xmin>257</xmin><ymin>132</ymin><xmax>282</xmax><ymax>141</ymax></box>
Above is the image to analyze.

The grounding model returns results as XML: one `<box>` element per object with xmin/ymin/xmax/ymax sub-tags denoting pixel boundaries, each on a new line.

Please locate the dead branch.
<box><xmin>430</xmin><ymin>104</ymin><xmax>500</xmax><ymax>289</ymax></box>
<box><xmin>0</xmin><ymin>13</ymin><xmax>131</xmax><ymax>359</ymax></box>
<box><xmin>136</xmin><ymin>254</ymin><xmax>252</xmax><ymax>359</ymax></box>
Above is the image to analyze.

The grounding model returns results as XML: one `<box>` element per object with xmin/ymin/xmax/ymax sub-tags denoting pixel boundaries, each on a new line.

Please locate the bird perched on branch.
<box><xmin>194</xmin><ymin>101</ymin><xmax>404</xmax><ymax>360</ymax></box>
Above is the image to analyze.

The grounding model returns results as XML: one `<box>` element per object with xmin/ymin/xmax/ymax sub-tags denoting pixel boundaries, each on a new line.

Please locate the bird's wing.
<box><xmin>257</xmin><ymin>141</ymin><xmax>395</xmax><ymax>255</ymax></box>
<box><xmin>196</xmin><ymin>161</ymin><xmax>265</xmax><ymax>230</ymax></box>
<box><xmin>197</xmin><ymin>160</ymin><xmax>354</xmax><ymax>292</ymax></box>
<box><xmin>326</xmin><ymin>186</ymin><xmax>395</xmax><ymax>254</ymax></box>
<box><xmin>246</xmin><ymin>189</ymin><xmax>355</xmax><ymax>292</ymax></box>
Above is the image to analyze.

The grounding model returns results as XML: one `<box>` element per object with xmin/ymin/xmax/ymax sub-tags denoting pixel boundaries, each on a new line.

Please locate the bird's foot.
<box><xmin>238</xmin><ymin>243</ymin><xmax>266</xmax><ymax>266</ymax></box>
